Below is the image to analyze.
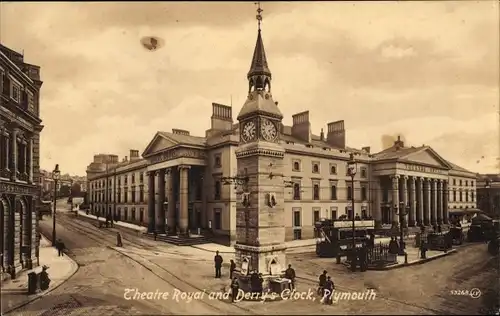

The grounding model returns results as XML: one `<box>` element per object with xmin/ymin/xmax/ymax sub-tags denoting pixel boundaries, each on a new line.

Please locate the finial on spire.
<box><xmin>255</xmin><ymin>2</ymin><xmax>263</xmax><ymax>31</ymax></box>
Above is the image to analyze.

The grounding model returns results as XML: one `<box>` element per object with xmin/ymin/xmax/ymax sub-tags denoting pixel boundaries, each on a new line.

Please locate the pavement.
<box><xmin>1</xmin><ymin>234</ymin><xmax>79</xmax><ymax>315</ymax></box>
<box><xmin>76</xmin><ymin>210</ymin><xmax>147</xmax><ymax>233</ymax></box>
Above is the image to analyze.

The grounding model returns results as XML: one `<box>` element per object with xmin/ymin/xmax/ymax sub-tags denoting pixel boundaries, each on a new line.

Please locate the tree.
<box><xmin>59</xmin><ymin>185</ymin><xmax>71</xmax><ymax>197</ymax></box>
<box><xmin>71</xmin><ymin>183</ymin><xmax>82</xmax><ymax>197</ymax></box>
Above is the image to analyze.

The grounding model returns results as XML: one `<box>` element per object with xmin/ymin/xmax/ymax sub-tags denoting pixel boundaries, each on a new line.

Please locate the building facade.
<box><xmin>86</xmin><ymin>22</ymin><xmax>481</xmax><ymax>245</ymax></box>
<box><xmin>0</xmin><ymin>44</ymin><xmax>43</xmax><ymax>279</ymax></box>
<box><xmin>477</xmin><ymin>174</ymin><xmax>500</xmax><ymax>219</ymax></box>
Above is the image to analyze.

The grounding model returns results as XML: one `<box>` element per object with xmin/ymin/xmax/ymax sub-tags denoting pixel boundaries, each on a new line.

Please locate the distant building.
<box><xmin>477</xmin><ymin>174</ymin><xmax>500</xmax><ymax>219</ymax></box>
<box><xmin>39</xmin><ymin>169</ymin><xmax>87</xmax><ymax>198</ymax></box>
<box><xmin>0</xmin><ymin>44</ymin><xmax>43</xmax><ymax>279</ymax></box>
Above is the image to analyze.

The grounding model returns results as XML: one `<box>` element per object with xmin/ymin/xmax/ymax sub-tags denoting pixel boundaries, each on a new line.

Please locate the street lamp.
<box><xmin>52</xmin><ymin>164</ymin><xmax>61</xmax><ymax>247</ymax></box>
<box><xmin>70</xmin><ymin>179</ymin><xmax>74</xmax><ymax>212</ymax></box>
<box><xmin>397</xmin><ymin>201</ymin><xmax>409</xmax><ymax>255</ymax></box>
<box><xmin>347</xmin><ymin>153</ymin><xmax>357</xmax><ymax>272</ymax></box>
<box><xmin>485</xmin><ymin>180</ymin><xmax>491</xmax><ymax>216</ymax></box>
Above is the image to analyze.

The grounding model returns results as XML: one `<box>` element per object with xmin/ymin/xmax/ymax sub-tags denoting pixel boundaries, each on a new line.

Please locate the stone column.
<box><xmin>10</xmin><ymin>128</ymin><xmax>18</xmax><ymax>181</ymax></box>
<box><xmin>409</xmin><ymin>177</ymin><xmax>416</xmax><ymax>227</ymax></box>
<box><xmin>179</xmin><ymin>165</ymin><xmax>190</xmax><ymax>235</ymax></box>
<box><xmin>22</xmin><ymin>140</ymin><xmax>27</xmax><ymax>176</ymax></box>
<box><xmin>147</xmin><ymin>171</ymin><xmax>155</xmax><ymax>233</ymax></box>
<box><xmin>155</xmin><ymin>169</ymin><xmax>166</xmax><ymax>234</ymax></box>
<box><xmin>391</xmin><ymin>175</ymin><xmax>400</xmax><ymax>225</ymax></box>
<box><xmin>166</xmin><ymin>168</ymin><xmax>175</xmax><ymax>235</ymax></box>
<box><xmin>443</xmin><ymin>181</ymin><xmax>449</xmax><ymax>224</ymax></box>
<box><xmin>401</xmin><ymin>176</ymin><xmax>409</xmax><ymax>227</ymax></box>
<box><xmin>437</xmin><ymin>180</ymin><xmax>443</xmax><ymax>225</ymax></box>
<box><xmin>2</xmin><ymin>205</ymin><xmax>9</xmax><ymax>269</ymax></box>
<box><xmin>424</xmin><ymin>178</ymin><xmax>431</xmax><ymax>226</ymax></box>
<box><xmin>22</xmin><ymin>199</ymin><xmax>32</xmax><ymax>268</ymax></box>
<box><xmin>28</xmin><ymin>138</ymin><xmax>33</xmax><ymax>183</ymax></box>
<box><xmin>417</xmin><ymin>177</ymin><xmax>424</xmax><ymax>226</ymax></box>
<box><xmin>431</xmin><ymin>179</ymin><xmax>437</xmax><ymax>225</ymax></box>
<box><xmin>4</xmin><ymin>134</ymin><xmax>9</xmax><ymax>171</ymax></box>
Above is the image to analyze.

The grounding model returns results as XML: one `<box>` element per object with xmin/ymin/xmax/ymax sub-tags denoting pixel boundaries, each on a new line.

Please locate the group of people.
<box><xmin>337</xmin><ymin>213</ymin><xmax>374</xmax><ymax>221</ymax></box>
<box><xmin>317</xmin><ymin>270</ymin><xmax>335</xmax><ymax>304</ymax></box>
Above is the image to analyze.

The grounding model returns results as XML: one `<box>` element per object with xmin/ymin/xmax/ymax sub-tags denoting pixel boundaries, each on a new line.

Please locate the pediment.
<box><xmin>142</xmin><ymin>133</ymin><xmax>179</xmax><ymax>157</ymax></box>
<box><xmin>401</xmin><ymin>147</ymin><xmax>451</xmax><ymax>169</ymax></box>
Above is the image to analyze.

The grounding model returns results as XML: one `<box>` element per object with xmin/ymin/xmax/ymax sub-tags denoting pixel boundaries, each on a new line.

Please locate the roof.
<box><xmin>158</xmin><ymin>131</ymin><xmax>206</xmax><ymax>147</ymax></box>
<box><xmin>237</xmin><ymin>91</ymin><xmax>283</xmax><ymax>120</ymax></box>
<box><xmin>247</xmin><ymin>29</ymin><xmax>271</xmax><ymax>79</ymax></box>
<box><xmin>372</xmin><ymin>145</ymin><xmax>424</xmax><ymax>160</ymax></box>
<box><xmin>446</xmin><ymin>160</ymin><xmax>474</xmax><ymax>173</ymax></box>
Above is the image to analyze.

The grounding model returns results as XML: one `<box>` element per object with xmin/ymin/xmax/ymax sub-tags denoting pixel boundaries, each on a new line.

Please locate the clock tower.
<box><xmin>234</xmin><ymin>3</ymin><xmax>287</xmax><ymax>285</ymax></box>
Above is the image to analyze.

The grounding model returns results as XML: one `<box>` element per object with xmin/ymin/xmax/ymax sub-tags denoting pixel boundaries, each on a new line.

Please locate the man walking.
<box><xmin>56</xmin><ymin>239</ymin><xmax>65</xmax><ymax>257</ymax></box>
<box><xmin>317</xmin><ymin>270</ymin><xmax>327</xmax><ymax>296</ymax></box>
<box><xmin>285</xmin><ymin>264</ymin><xmax>296</xmax><ymax>290</ymax></box>
<box><xmin>229</xmin><ymin>259</ymin><xmax>236</xmax><ymax>279</ymax></box>
<box><xmin>214</xmin><ymin>251</ymin><xmax>223</xmax><ymax>278</ymax></box>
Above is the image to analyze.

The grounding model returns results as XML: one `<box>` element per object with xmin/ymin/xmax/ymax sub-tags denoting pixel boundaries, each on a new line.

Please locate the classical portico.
<box><xmin>142</xmin><ymin>130</ymin><xmax>207</xmax><ymax>236</ymax></box>
<box><xmin>372</xmin><ymin>140</ymin><xmax>452</xmax><ymax>228</ymax></box>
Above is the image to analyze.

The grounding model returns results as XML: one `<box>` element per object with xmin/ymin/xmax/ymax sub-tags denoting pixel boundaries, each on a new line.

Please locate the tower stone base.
<box><xmin>234</xmin><ymin>243</ymin><xmax>288</xmax><ymax>293</ymax></box>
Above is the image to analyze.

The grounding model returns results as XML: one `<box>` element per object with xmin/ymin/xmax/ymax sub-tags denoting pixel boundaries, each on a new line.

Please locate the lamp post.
<box><xmin>52</xmin><ymin>164</ymin><xmax>61</xmax><ymax>247</ymax></box>
<box><xmin>347</xmin><ymin>153</ymin><xmax>357</xmax><ymax>272</ymax></box>
<box><xmin>70</xmin><ymin>179</ymin><xmax>74</xmax><ymax>212</ymax></box>
<box><xmin>397</xmin><ymin>201</ymin><xmax>409</xmax><ymax>255</ymax></box>
<box><xmin>485</xmin><ymin>180</ymin><xmax>491</xmax><ymax>217</ymax></box>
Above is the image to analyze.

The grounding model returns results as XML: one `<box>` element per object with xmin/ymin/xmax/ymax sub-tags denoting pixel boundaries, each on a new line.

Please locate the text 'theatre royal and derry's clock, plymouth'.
<box><xmin>242</xmin><ymin>120</ymin><xmax>256</xmax><ymax>142</ymax></box>
<box><xmin>260</xmin><ymin>118</ymin><xmax>277</xmax><ymax>141</ymax></box>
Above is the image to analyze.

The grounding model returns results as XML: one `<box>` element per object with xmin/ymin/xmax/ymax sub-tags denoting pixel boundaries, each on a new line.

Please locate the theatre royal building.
<box><xmin>86</xmin><ymin>21</ymin><xmax>477</xmax><ymax>245</ymax></box>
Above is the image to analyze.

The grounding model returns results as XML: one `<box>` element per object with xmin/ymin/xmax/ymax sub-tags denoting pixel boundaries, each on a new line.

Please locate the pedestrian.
<box><xmin>322</xmin><ymin>276</ymin><xmax>334</xmax><ymax>304</ymax></box>
<box><xmin>250</xmin><ymin>271</ymin><xmax>259</xmax><ymax>294</ymax></box>
<box><xmin>231</xmin><ymin>277</ymin><xmax>239</xmax><ymax>303</ymax></box>
<box><xmin>258</xmin><ymin>273</ymin><xmax>264</xmax><ymax>295</ymax></box>
<box><xmin>389</xmin><ymin>237</ymin><xmax>399</xmax><ymax>255</ymax></box>
<box><xmin>116</xmin><ymin>232</ymin><xmax>123</xmax><ymax>247</ymax></box>
<box><xmin>285</xmin><ymin>264</ymin><xmax>296</xmax><ymax>290</ymax></box>
<box><xmin>56</xmin><ymin>239</ymin><xmax>65</xmax><ymax>257</ymax></box>
<box><xmin>229</xmin><ymin>259</ymin><xmax>236</xmax><ymax>279</ymax></box>
<box><xmin>317</xmin><ymin>270</ymin><xmax>327</xmax><ymax>296</ymax></box>
<box><xmin>214</xmin><ymin>251</ymin><xmax>223</xmax><ymax>278</ymax></box>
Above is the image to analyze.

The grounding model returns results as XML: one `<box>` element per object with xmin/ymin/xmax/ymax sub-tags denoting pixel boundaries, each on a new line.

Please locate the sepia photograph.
<box><xmin>0</xmin><ymin>1</ymin><xmax>499</xmax><ymax>315</ymax></box>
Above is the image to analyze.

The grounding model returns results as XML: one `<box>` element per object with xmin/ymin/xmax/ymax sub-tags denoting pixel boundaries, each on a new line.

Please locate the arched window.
<box><xmin>214</xmin><ymin>181</ymin><xmax>221</xmax><ymax>200</ymax></box>
<box><xmin>293</xmin><ymin>162</ymin><xmax>300</xmax><ymax>171</ymax></box>
<box><xmin>312</xmin><ymin>164</ymin><xmax>319</xmax><ymax>173</ymax></box>
<box><xmin>330</xmin><ymin>165</ymin><xmax>337</xmax><ymax>174</ymax></box>
<box><xmin>293</xmin><ymin>183</ymin><xmax>301</xmax><ymax>200</ymax></box>
<box><xmin>330</xmin><ymin>185</ymin><xmax>337</xmax><ymax>200</ymax></box>
<box><xmin>313</xmin><ymin>184</ymin><xmax>320</xmax><ymax>200</ymax></box>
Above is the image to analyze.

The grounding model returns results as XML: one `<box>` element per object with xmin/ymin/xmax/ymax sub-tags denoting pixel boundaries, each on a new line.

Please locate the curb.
<box><xmin>2</xmin><ymin>233</ymin><xmax>80</xmax><ymax>315</ymax></box>
<box><xmin>75</xmin><ymin>212</ymin><xmax>146</xmax><ymax>236</ymax></box>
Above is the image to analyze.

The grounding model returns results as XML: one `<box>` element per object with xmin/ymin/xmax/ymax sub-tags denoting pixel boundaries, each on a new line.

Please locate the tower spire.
<box><xmin>248</xmin><ymin>2</ymin><xmax>271</xmax><ymax>93</ymax></box>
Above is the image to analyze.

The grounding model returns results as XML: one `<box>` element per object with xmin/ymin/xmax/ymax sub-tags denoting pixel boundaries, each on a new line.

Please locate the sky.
<box><xmin>1</xmin><ymin>1</ymin><xmax>499</xmax><ymax>176</ymax></box>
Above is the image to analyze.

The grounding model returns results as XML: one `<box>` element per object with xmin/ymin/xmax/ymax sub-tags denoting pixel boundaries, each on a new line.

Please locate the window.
<box><xmin>361</xmin><ymin>186</ymin><xmax>367</xmax><ymax>200</ymax></box>
<box><xmin>312</xmin><ymin>163</ymin><xmax>319</xmax><ymax>174</ymax></box>
<box><xmin>330</xmin><ymin>207</ymin><xmax>337</xmax><ymax>220</ymax></box>
<box><xmin>360</xmin><ymin>167</ymin><xmax>367</xmax><ymax>178</ymax></box>
<box><xmin>117</xmin><ymin>191</ymin><xmax>121</xmax><ymax>203</ymax></box>
<box><xmin>347</xmin><ymin>185</ymin><xmax>353</xmax><ymax>200</ymax></box>
<box><xmin>347</xmin><ymin>206</ymin><xmax>353</xmax><ymax>220</ymax></box>
<box><xmin>131</xmin><ymin>208</ymin><xmax>136</xmax><ymax>220</ymax></box>
<box><xmin>293</xmin><ymin>209</ymin><xmax>301</xmax><ymax>227</ymax></box>
<box><xmin>471</xmin><ymin>181</ymin><xmax>474</xmax><ymax>186</ymax></box>
<box><xmin>292</xmin><ymin>160</ymin><xmax>300</xmax><ymax>171</ymax></box>
<box><xmin>132</xmin><ymin>174</ymin><xmax>136</xmax><ymax>183</ymax></box>
<box><xmin>124</xmin><ymin>207</ymin><xmax>128</xmax><ymax>220</ymax></box>
<box><xmin>313</xmin><ymin>184</ymin><xmax>320</xmax><ymax>200</ymax></box>
<box><xmin>330</xmin><ymin>185</ymin><xmax>337</xmax><ymax>200</ymax></box>
<box><xmin>139</xmin><ymin>208</ymin><xmax>144</xmax><ymax>223</ymax></box>
<box><xmin>459</xmin><ymin>191</ymin><xmax>463</xmax><ymax>202</ymax></box>
<box><xmin>453</xmin><ymin>179</ymin><xmax>456</xmax><ymax>185</ymax></box>
<box><xmin>124</xmin><ymin>176</ymin><xmax>128</xmax><ymax>185</ymax></box>
<box><xmin>293</xmin><ymin>183</ymin><xmax>301</xmax><ymax>200</ymax></box>
<box><xmin>131</xmin><ymin>186</ymin><xmax>136</xmax><ymax>203</ymax></box>
<box><xmin>11</xmin><ymin>84</ymin><xmax>20</xmax><ymax>102</ymax></box>
<box><xmin>453</xmin><ymin>190</ymin><xmax>456</xmax><ymax>202</ymax></box>
<box><xmin>124</xmin><ymin>189</ymin><xmax>128</xmax><ymax>203</ymax></box>
<box><xmin>214</xmin><ymin>181</ymin><xmax>221</xmax><ymax>200</ymax></box>
<box><xmin>118</xmin><ymin>178</ymin><xmax>121</xmax><ymax>186</ymax></box>
<box><xmin>140</xmin><ymin>173</ymin><xmax>144</xmax><ymax>183</ymax></box>
<box><xmin>330</xmin><ymin>164</ymin><xmax>337</xmax><ymax>175</ymax></box>
<box><xmin>313</xmin><ymin>209</ymin><xmax>320</xmax><ymax>223</ymax></box>
<box><xmin>214</xmin><ymin>208</ymin><xmax>222</xmax><ymax>230</ymax></box>
<box><xmin>214</xmin><ymin>154</ymin><xmax>222</xmax><ymax>168</ymax></box>
<box><xmin>139</xmin><ymin>185</ymin><xmax>144</xmax><ymax>202</ymax></box>
<box><xmin>27</xmin><ymin>91</ymin><xmax>35</xmax><ymax>113</ymax></box>
<box><xmin>465</xmin><ymin>180</ymin><xmax>468</xmax><ymax>186</ymax></box>
<box><xmin>466</xmin><ymin>192</ymin><xmax>469</xmax><ymax>202</ymax></box>
<box><xmin>471</xmin><ymin>192</ymin><xmax>474</xmax><ymax>201</ymax></box>
<box><xmin>459</xmin><ymin>180</ymin><xmax>462</xmax><ymax>186</ymax></box>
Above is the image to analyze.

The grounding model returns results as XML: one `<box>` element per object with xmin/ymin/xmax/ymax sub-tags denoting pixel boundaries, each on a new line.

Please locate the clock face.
<box><xmin>242</xmin><ymin>121</ymin><xmax>256</xmax><ymax>142</ymax></box>
<box><xmin>261</xmin><ymin>118</ymin><xmax>277</xmax><ymax>141</ymax></box>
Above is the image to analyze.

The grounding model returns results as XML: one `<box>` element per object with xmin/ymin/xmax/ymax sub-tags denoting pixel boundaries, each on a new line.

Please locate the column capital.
<box><xmin>178</xmin><ymin>165</ymin><xmax>191</xmax><ymax>171</ymax></box>
<box><xmin>390</xmin><ymin>174</ymin><xmax>400</xmax><ymax>180</ymax></box>
<box><xmin>402</xmin><ymin>175</ymin><xmax>409</xmax><ymax>180</ymax></box>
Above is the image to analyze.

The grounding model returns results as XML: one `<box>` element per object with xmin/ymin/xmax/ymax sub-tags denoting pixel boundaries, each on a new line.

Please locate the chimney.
<box><xmin>362</xmin><ymin>146</ymin><xmax>371</xmax><ymax>153</ymax></box>
<box><xmin>172</xmin><ymin>129</ymin><xmax>190</xmax><ymax>136</ymax></box>
<box><xmin>394</xmin><ymin>135</ymin><xmax>404</xmax><ymax>150</ymax></box>
<box><xmin>326</xmin><ymin>120</ymin><xmax>346</xmax><ymax>148</ymax></box>
<box><xmin>291</xmin><ymin>111</ymin><xmax>312</xmax><ymax>143</ymax></box>
<box><xmin>208</xmin><ymin>103</ymin><xmax>233</xmax><ymax>137</ymax></box>
<box><xmin>320</xmin><ymin>128</ymin><xmax>325</xmax><ymax>141</ymax></box>
<box><xmin>129</xmin><ymin>149</ymin><xmax>140</xmax><ymax>161</ymax></box>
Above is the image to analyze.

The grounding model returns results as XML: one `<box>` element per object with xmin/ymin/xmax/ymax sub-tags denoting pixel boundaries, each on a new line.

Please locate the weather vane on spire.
<box><xmin>255</xmin><ymin>2</ymin><xmax>263</xmax><ymax>30</ymax></box>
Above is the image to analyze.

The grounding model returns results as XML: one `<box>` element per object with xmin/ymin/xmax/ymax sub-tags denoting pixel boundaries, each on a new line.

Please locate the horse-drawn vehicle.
<box><xmin>315</xmin><ymin>219</ymin><xmax>374</xmax><ymax>258</ymax></box>
<box><xmin>448</xmin><ymin>226</ymin><xmax>464</xmax><ymax>245</ymax></box>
